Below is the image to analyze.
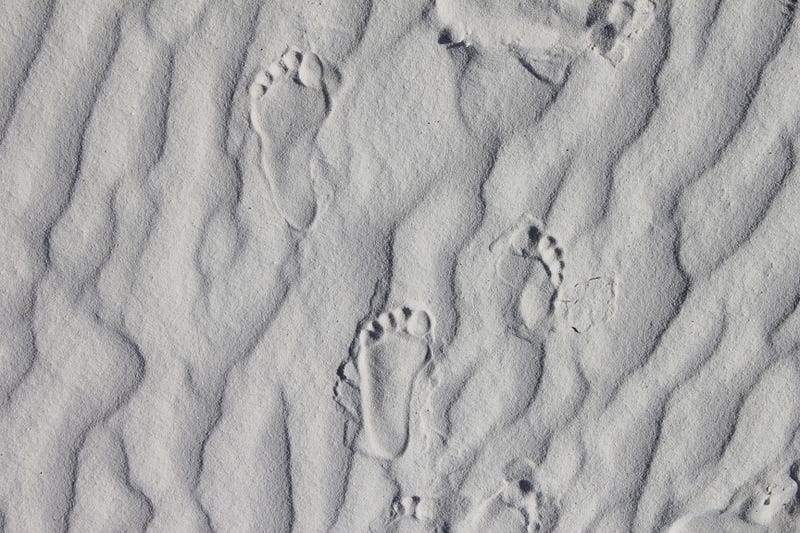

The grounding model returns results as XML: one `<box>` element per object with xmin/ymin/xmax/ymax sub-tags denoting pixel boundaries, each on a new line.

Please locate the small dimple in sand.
<box><xmin>249</xmin><ymin>47</ymin><xmax>329</xmax><ymax>231</ymax></box>
<box><xmin>337</xmin><ymin>306</ymin><xmax>434</xmax><ymax>460</ymax></box>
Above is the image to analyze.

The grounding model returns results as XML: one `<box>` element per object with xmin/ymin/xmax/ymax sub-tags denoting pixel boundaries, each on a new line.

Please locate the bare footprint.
<box><xmin>436</xmin><ymin>0</ymin><xmax>655</xmax><ymax>67</ymax></box>
<box><xmin>493</xmin><ymin>215</ymin><xmax>565</xmax><ymax>333</ymax></box>
<box><xmin>586</xmin><ymin>0</ymin><xmax>656</xmax><ymax>64</ymax></box>
<box><xmin>435</xmin><ymin>0</ymin><xmax>584</xmax><ymax>53</ymax></box>
<box><xmin>336</xmin><ymin>306</ymin><xmax>434</xmax><ymax>459</ymax></box>
<box><xmin>249</xmin><ymin>47</ymin><xmax>329</xmax><ymax>231</ymax></box>
<box><xmin>742</xmin><ymin>472</ymin><xmax>800</xmax><ymax>529</ymax></box>
<box><xmin>670</xmin><ymin>466</ymin><xmax>800</xmax><ymax>533</ymax></box>
<box><xmin>463</xmin><ymin>463</ymin><xmax>558</xmax><ymax>533</ymax></box>
<box><xmin>370</xmin><ymin>495</ymin><xmax>444</xmax><ymax>532</ymax></box>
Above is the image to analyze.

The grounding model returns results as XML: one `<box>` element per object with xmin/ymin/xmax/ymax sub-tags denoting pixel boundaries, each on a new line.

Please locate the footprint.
<box><xmin>435</xmin><ymin>0</ymin><xmax>582</xmax><ymax>52</ymax></box>
<box><xmin>249</xmin><ymin>47</ymin><xmax>329</xmax><ymax>231</ymax></box>
<box><xmin>336</xmin><ymin>306</ymin><xmax>434</xmax><ymax>460</ymax></box>
<box><xmin>669</xmin><ymin>466</ymin><xmax>800</xmax><ymax>533</ymax></box>
<box><xmin>463</xmin><ymin>465</ymin><xmax>558</xmax><ymax>533</ymax></box>
<box><xmin>507</xmin><ymin>219</ymin><xmax>565</xmax><ymax>288</ymax></box>
<box><xmin>742</xmin><ymin>473</ymin><xmax>799</xmax><ymax>528</ymax></box>
<box><xmin>435</xmin><ymin>0</ymin><xmax>655</xmax><ymax>66</ymax></box>
<box><xmin>493</xmin><ymin>215</ymin><xmax>565</xmax><ymax>333</ymax></box>
<box><xmin>370</xmin><ymin>495</ymin><xmax>444</xmax><ymax>532</ymax></box>
<box><xmin>586</xmin><ymin>0</ymin><xmax>656</xmax><ymax>64</ymax></box>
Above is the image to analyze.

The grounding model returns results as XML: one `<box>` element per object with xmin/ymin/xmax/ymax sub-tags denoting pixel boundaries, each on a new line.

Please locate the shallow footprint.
<box><xmin>435</xmin><ymin>0</ymin><xmax>655</xmax><ymax>67</ymax></box>
<box><xmin>370</xmin><ymin>495</ymin><xmax>443</xmax><ymax>532</ymax></box>
<box><xmin>586</xmin><ymin>0</ymin><xmax>656</xmax><ymax>64</ymax></box>
<box><xmin>353</xmin><ymin>306</ymin><xmax>434</xmax><ymax>459</ymax></box>
<box><xmin>494</xmin><ymin>215</ymin><xmax>565</xmax><ymax>333</ymax></box>
<box><xmin>742</xmin><ymin>472</ymin><xmax>800</xmax><ymax>529</ymax></box>
<box><xmin>668</xmin><ymin>511</ymin><xmax>763</xmax><ymax>533</ymax></box>
<box><xmin>670</xmin><ymin>467</ymin><xmax>800</xmax><ymax>533</ymax></box>
<box><xmin>249</xmin><ymin>47</ymin><xmax>329</xmax><ymax>231</ymax></box>
<box><xmin>463</xmin><ymin>465</ymin><xmax>558</xmax><ymax>533</ymax></box>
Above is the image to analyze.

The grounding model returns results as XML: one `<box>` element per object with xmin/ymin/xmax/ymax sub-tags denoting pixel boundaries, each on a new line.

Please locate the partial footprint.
<box><xmin>668</xmin><ymin>511</ymin><xmax>763</xmax><ymax>533</ymax></box>
<box><xmin>463</xmin><ymin>464</ymin><xmax>558</xmax><ymax>533</ymax></box>
<box><xmin>370</xmin><ymin>495</ymin><xmax>443</xmax><ymax>532</ymax></box>
<box><xmin>742</xmin><ymin>472</ymin><xmax>800</xmax><ymax>529</ymax></box>
<box><xmin>435</xmin><ymin>0</ymin><xmax>583</xmax><ymax>53</ymax></box>
<box><xmin>506</xmin><ymin>218</ymin><xmax>564</xmax><ymax>288</ymax></box>
<box><xmin>249</xmin><ymin>47</ymin><xmax>330</xmax><ymax>231</ymax></box>
<box><xmin>670</xmin><ymin>466</ymin><xmax>800</xmax><ymax>533</ymax></box>
<box><xmin>493</xmin><ymin>215</ymin><xmax>564</xmax><ymax>333</ymax></box>
<box><xmin>435</xmin><ymin>0</ymin><xmax>656</xmax><ymax>66</ymax></box>
<box><xmin>586</xmin><ymin>0</ymin><xmax>656</xmax><ymax>64</ymax></box>
<box><xmin>336</xmin><ymin>306</ymin><xmax>434</xmax><ymax>460</ymax></box>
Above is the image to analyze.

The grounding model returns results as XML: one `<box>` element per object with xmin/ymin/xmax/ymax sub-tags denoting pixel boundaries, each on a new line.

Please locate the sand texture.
<box><xmin>2</xmin><ymin>0</ymin><xmax>800</xmax><ymax>531</ymax></box>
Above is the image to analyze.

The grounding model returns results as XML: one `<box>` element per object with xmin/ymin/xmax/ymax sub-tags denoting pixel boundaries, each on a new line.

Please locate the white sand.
<box><xmin>1</xmin><ymin>0</ymin><xmax>800</xmax><ymax>531</ymax></box>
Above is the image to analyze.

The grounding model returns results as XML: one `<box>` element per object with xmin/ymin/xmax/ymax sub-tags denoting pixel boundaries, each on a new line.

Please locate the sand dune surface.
<box><xmin>2</xmin><ymin>0</ymin><xmax>800</xmax><ymax>531</ymax></box>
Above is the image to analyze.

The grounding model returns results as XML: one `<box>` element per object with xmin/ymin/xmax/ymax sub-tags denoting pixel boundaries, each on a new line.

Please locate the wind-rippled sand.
<box><xmin>2</xmin><ymin>0</ymin><xmax>800</xmax><ymax>531</ymax></box>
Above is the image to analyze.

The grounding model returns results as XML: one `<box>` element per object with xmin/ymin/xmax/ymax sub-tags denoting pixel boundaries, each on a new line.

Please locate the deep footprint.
<box><xmin>357</xmin><ymin>306</ymin><xmax>434</xmax><ymax>460</ymax></box>
<box><xmin>249</xmin><ymin>47</ymin><xmax>329</xmax><ymax>231</ymax></box>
